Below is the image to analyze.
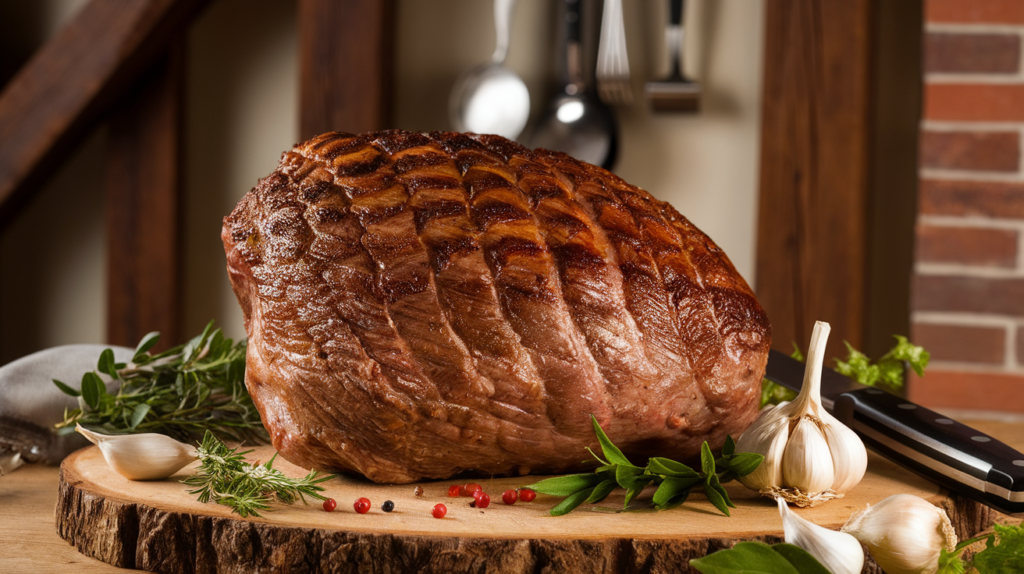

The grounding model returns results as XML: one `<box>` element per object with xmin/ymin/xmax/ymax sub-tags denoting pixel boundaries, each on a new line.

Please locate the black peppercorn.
<box><xmin>382</xmin><ymin>500</ymin><xmax>395</xmax><ymax>512</ymax></box>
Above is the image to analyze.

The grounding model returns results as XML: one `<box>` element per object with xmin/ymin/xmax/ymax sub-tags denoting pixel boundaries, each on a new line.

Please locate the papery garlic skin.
<box><xmin>736</xmin><ymin>321</ymin><xmax>869</xmax><ymax>506</ymax></box>
<box><xmin>841</xmin><ymin>494</ymin><xmax>957</xmax><ymax>574</ymax></box>
<box><xmin>778</xmin><ymin>498</ymin><xmax>864</xmax><ymax>574</ymax></box>
<box><xmin>76</xmin><ymin>424</ymin><xmax>198</xmax><ymax>480</ymax></box>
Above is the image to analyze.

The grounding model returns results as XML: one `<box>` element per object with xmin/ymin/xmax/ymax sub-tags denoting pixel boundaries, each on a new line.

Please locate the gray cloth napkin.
<box><xmin>0</xmin><ymin>345</ymin><xmax>134</xmax><ymax>463</ymax></box>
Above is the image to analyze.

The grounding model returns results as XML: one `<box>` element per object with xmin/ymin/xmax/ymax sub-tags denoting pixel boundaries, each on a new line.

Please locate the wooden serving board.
<box><xmin>56</xmin><ymin>446</ymin><xmax>995</xmax><ymax>574</ymax></box>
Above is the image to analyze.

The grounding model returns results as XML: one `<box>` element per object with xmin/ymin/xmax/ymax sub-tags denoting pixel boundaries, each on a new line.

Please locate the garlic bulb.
<box><xmin>778</xmin><ymin>497</ymin><xmax>864</xmax><ymax>574</ymax></box>
<box><xmin>76</xmin><ymin>424</ymin><xmax>198</xmax><ymax>480</ymax></box>
<box><xmin>841</xmin><ymin>494</ymin><xmax>957</xmax><ymax>574</ymax></box>
<box><xmin>736</xmin><ymin>321</ymin><xmax>868</xmax><ymax>506</ymax></box>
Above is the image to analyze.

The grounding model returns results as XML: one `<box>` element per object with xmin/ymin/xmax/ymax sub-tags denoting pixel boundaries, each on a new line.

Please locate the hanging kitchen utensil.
<box><xmin>449</xmin><ymin>0</ymin><xmax>531</xmax><ymax>140</ymax></box>
<box><xmin>527</xmin><ymin>0</ymin><xmax>617</xmax><ymax>170</ymax></box>
<box><xmin>596</xmin><ymin>0</ymin><xmax>632</xmax><ymax>105</ymax></box>
<box><xmin>645</xmin><ymin>0</ymin><xmax>700</xmax><ymax>112</ymax></box>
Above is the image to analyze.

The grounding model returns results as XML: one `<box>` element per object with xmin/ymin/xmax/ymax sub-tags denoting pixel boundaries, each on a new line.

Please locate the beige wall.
<box><xmin>0</xmin><ymin>0</ymin><xmax>764</xmax><ymax>360</ymax></box>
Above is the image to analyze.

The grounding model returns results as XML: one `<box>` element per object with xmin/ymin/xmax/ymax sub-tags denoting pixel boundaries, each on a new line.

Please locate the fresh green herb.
<box><xmin>181</xmin><ymin>431</ymin><xmax>332</xmax><ymax>518</ymax></box>
<box><xmin>760</xmin><ymin>335</ymin><xmax>931</xmax><ymax>408</ymax></box>
<box><xmin>53</xmin><ymin>321</ymin><xmax>267</xmax><ymax>444</ymax></box>
<box><xmin>521</xmin><ymin>415</ymin><xmax>762</xmax><ymax>516</ymax></box>
<box><xmin>938</xmin><ymin>522</ymin><xmax>1024</xmax><ymax>574</ymax></box>
<box><xmin>690</xmin><ymin>541</ymin><xmax>830</xmax><ymax>574</ymax></box>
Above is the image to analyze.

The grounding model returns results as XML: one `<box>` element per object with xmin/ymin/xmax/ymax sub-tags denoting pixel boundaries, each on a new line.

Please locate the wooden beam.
<box><xmin>0</xmin><ymin>0</ymin><xmax>209</xmax><ymax>232</ymax></box>
<box><xmin>298</xmin><ymin>0</ymin><xmax>395</xmax><ymax>139</ymax></box>
<box><xmin>754</xmin><ymin>0</ymin><xmax>874</xmax><ymax>360</ymax></box>
<box><xmin>105</xmin><ymin>43</ymin><xmax>184</xmax><ymax>349</ymax></box>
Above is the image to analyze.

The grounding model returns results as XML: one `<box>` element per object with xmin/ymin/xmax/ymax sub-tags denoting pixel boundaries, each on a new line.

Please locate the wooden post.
<box><xmin>298</xmin><ymin>0</ymin><xmax>395</xmax><ymax>139</ymax></box>
<box><xmin>105</xmin><ymin>43</ymin><xmax>184</xmax><ymax>349</ymax></box>
<box><xmin>755</xmin><ymin>0</ymin><xmax>874</xmax><ymax>359</ymax></box>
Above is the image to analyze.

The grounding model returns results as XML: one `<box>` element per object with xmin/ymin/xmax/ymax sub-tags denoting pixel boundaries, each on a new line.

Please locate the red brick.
<box><xmin>926</xmin><ymin>84</ymin><xmax>1024</xmax><ymax>122</ymax></box>
<box><xmin>912</xmin><ymin>275</ymin><xmax>1024</xmax><ymax>315</ymax></box>
<box><xmin>925</xmin><ymin>33</ymin><xmax>1019</xmax><ymax>74</ymax></box>
<box><xmin>919</xmin><ymin>130</ymin><xmax>1019</xmax><ymax>172</ymax></box>
<box><xmin>927</xmin><ymin>0</ymin><xmax>1024</xmax><ymax>24</ymax></box>
<box><xmin>908</xmin><ymin>370</ymin><xmax>1024</xmax><ymax>412</ymax></box>
<box><xmin>915</xmin><ymin>225</ymin><xmax>1017</xmax><ymax>267</ymax></box>
<box><xmin>912</xmin><ymin>323</ymin><xmax>1005</xmax><ymax>364</ymax></box>
<box><xmin>920</xmin><ymin>179</ymin><xmax>1024</xmax><ymax>218</ymax></box>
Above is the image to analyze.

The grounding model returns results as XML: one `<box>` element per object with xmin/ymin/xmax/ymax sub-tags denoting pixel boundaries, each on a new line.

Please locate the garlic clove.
<box><xmin>782</xmin><ymin>417</ymin><xmax>835</xmax><ymax>494</ymax></box>
<box><xmin>76</xmin><ymin>424</ymin><xmax>198</xmax><ymax>480</ymax></box>
<box><xmin>736</xmin><ymin>403</ymin><xmax>790</xmax><ymax>491</ymax></box>
<box><xmin>821</xmin><ymin>410</ymin><xmax>868</xmax><ymax>494</ymax></box>
<box><xmin>779</xmin><ymin>497</ymin><xmax>864</xmax><ymax>574</ymax></box>
<box><xmin>841</xmin><ymin>494</ymin><xmax>957</xmax><ymax>574</ymax></box>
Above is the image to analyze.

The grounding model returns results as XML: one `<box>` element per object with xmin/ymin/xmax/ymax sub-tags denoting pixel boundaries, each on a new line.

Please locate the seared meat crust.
<box><xmin>222</xmin><ymin>130</ymin><xmax>770</xmax><ymax>483</ymax></box>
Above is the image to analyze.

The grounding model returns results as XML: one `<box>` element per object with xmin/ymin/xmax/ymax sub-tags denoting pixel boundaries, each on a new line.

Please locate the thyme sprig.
<box><xmin>182</xmin><ymin>431</ymin><xmax>332</xmax><ymax>518</ymax></box>
<box><xmin>522</xmin><ymin>415</ymin><xmax>763</xmax><ymax>516</ymax></box>
<box><xmin>53</xmin><ymin>321</ymin><xmax>268</xmax><ymax>444</ymax></box>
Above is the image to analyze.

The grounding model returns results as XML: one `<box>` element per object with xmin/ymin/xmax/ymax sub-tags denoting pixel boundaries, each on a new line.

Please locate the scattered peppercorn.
<box><xmin>518</xmin><ymin>488</ymin><xmax>536</xmax><ymax>502</ymax></box>
<box><xmin>322</xmin><ymin>498</ymin><xmax>337</xmax><ymax>512</ymax></box>
<box><xmin>474</xmin><ymin>492</ymin><xmax>491</xmax><ymax>508</ymax></box>
<box><xmin>448</xmin><ymin>484</ymin><xmax>461</xmax><ymax>497</ymax></box>
<box><xmin>414</xmin><ymin>486</ymin><xmax>424</xmax><ymax>497</ymax></box>
<box><xmin>354</xmin><ymin>497</ymin><xmax>371</xmax><ymax>514</ymax></box>
<box><xmin>461</xmin><ymin>483</ymin><xmax>483</xmax><ymax>497</ymax></box>
<box><xmin>432</xmin><ymin>503</ymin><xmax>447</xmax><ymax>519</ymax></box>
<box><xmin>382</xmin><ymin>500</ymin><xmax>395</xmax><ymax>512</ymax></box>
<box><xmin>502</xmin><ymin>489</ymin><xmax>517</xmax><ymax>505</ymax></box>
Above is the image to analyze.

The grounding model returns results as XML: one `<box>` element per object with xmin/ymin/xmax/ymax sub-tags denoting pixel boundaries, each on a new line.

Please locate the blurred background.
<box><xmin>1</xmin><ymin>0</ymin><xmax>1021</xmax><ymax>414</ymax></box>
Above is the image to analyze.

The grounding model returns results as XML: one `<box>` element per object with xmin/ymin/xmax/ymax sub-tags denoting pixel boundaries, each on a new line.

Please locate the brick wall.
<box><xmin>911</xmin><ymin>0</ymin><xmax>1024</xmax><ymax>411</ymax></box>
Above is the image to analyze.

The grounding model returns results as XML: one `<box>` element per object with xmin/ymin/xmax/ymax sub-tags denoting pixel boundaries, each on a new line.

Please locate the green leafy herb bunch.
<box><xmin>53</xmin><ymin>321</ymin><xmax>267</xmax><ymax>444</ymax></box>
<box><xmin>521</xmin><ymin>415</ymin><xmax>763</xmax><ymax>516</ymax></box>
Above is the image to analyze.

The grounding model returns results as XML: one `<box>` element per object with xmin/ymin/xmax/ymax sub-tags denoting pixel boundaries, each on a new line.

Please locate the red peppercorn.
<box><xmin>518</xmin><ymin>488</ymin><xmax>536</xmax><ymax>502</ymax></box>
<box><xmin>461</xmin><ymin>483</ymin><xmax>483</xmax><ymax>497</ymax></box>
<box><xmin>354</xmin><ymin>497</ymin><xmax>371</xmax><ymax>514</ymax></box>
<box><xmin>448</xmin><ymin>484</ymin><xmax>461</xmax><ymax>497</ymax></box>
<box><xmin>474</xmin><ymin>492</ymin><xmax>491</xmax><ymax>508</ymax></box>
<box><xmin>432</xmin><ymin>503</ymin><xmax>447</xmax><ymax>519</ymax></box>
<box><xmin>502</xmin><ymin>489</ymin><xmax>517</xmax><ymax>505</ymax></box>
<box><xmin>322</xmin><ymin>498</ymin><xmax>337</xmax><ymax>512</ymax></box>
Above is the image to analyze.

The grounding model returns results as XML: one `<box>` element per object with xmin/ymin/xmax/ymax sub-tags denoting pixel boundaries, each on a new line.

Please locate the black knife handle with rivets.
<box><xmin>833</xmin><ymin>388</ymin><xmax>1024</xmax><ymax>514</ymax></box>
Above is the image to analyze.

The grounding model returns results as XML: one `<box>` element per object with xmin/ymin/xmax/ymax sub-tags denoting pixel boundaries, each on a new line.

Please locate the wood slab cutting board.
<box><xmin>56</xmin><ymin>445</ymin><xmax>996</xmax><ymax>574</ymax></box>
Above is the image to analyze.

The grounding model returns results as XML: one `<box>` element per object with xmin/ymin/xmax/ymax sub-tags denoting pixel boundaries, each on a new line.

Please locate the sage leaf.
<box><xmin>134</xmin><ymin>331</ymin><xmax>161</xmax><ymax>358</ymax></box>
<box><xmin>623</xmin><ymin>475</ymin><xmax>654</xmax><ymax>508</ymax></box>
<box><xmin>653</xmin><ymin>476</ymin><xmax>701</xmax><ymax>507</ymax></box>
<box><xmin>661</xmin><ymin>489</ymin><xmax>691</xmax><ymax>510</ymax></box>
<box><xmin>615</xmin><ymin>463</ymin><xmax>644</xmax><ymax>489</ymax></box>
<box><xmin>98</xmin><ymin>349</ymin><xmax>119</xmax><ymax>380</ymax></box>
<box><xmin>52</xmin><ymin>379</ymin><xmax>81</xmax><ymax>398</ymax></box>
<box><xmin>723</xmin><ymin>435</ymin><xmax>736</xmax><ymax>456</ymax></box>
<box><xmin>525</xmin><ymin>473</ymin><xmax>604</xmax><ymax>497</ymax></box>
<box><xmin>80</xmin><ymin>372</ymin><xmax>105</xmax><ymax>410</ymax></box>
<box><xmin>703</xmin><ymin>481</ymin><xmax>730</xmax><ymax>516</ymax></box>
<box><xmin>724</xmin><ymin>452</ymin><xmax>763</xmax><ymax>477</ymax></box>
<box><xmin>709</xmin><ymin>473</ymin><xmax>735</xmax><ymax>509</ymax></box>
<box><xmin>591</xmin><ymin>415</ymin><xmax>632</xmax><ymax>466</ymax></box>
<box><xmin>586</xmin><ymin>480</ymin><xmax>618</xmax><ymax>503</ymax></box>
<box><xmin>689</xmin><ymin>541</ymin><xmax>800</xmax><ymax>574</ymax></box>
<box><xmin>130</xmin><ymin>403</ymin><xmax>151</xmax><ymax>429</ymax></box>
<box><xmin>701</xmin><ymin>441</ymin><xmax>715</xmax><ymax>481</ymax></box>
<box><xmin>648</xmin><ymin>457</ymin><xmax>700</xmax><ymax>478</ymax></box>
<box><xmin>549</xmin><ymin>487</ymin><xmax>594</xmax><ymax>516</ymax></box>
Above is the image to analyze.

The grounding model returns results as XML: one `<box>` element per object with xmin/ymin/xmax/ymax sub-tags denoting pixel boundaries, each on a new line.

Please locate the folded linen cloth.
<box><xmin>0</xmin><ymin>345</ymin><xmax>134</xmax><ymax>464</ymax></box>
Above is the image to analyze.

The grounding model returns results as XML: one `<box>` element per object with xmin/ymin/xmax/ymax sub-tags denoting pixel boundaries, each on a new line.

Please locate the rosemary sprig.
<box><xmin>52</xmin><ymin>321</ymin><xmax>268</xmax><ymax>444</ymax></box>
<box><xmin>182</xmin><ymin>431</ymin><xmax>332</xmax><ymax>518</ymax></box>
<box><xmin>522</xmin><ymin>415</ymin><xmax>763</xmax><ymax>516</ymax></box>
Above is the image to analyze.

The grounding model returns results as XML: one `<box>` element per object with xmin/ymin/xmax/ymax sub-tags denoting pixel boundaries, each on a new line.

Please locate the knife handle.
<box><xmin>834</xmin><ymin>388</ymin><xmax>1024</xmax><ymax>514</ymax></box>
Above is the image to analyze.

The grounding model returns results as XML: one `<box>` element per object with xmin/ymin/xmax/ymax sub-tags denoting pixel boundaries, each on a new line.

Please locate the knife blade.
<box><xmin>764</xmin><ymin>349</ymin><xmax>1024</xmax><ymax>514</ymax></box>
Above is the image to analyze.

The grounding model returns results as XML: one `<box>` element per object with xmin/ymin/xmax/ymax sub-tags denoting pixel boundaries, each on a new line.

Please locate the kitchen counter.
<box><xmin>3</xmin><ymin>419</ymin><xmax>1023</xmax><ymax>574</ymax></box>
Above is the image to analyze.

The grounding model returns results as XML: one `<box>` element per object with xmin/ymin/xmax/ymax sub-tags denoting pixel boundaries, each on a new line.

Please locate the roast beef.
<box><xmin>222</xmin><ymin>130</ymin><xmax>770</xmax><ymax>484</ymax></box>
